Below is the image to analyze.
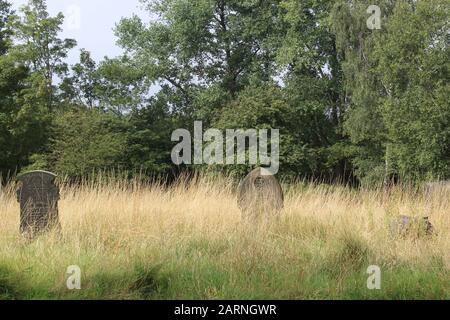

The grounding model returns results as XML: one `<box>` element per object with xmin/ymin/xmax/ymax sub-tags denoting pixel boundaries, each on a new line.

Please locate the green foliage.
<box><xmin>0</xmin><ymin>265</ymin><xmax>26</xmax><ymax>300</ymax></box>
<box><xmin>115</xmin><ymin>0</ymin><xmax>285</xmax><ymax>119</ymax></box>
<box><xmin>373</xmin><ymin>1</ymin><xmax>450</xmax><ymax>181</ymax></box>
<box><xmin>332</xmin><ymin>0</ymin><xmax>450</xmax><ymax>184</ymax></box>
<box><xmin>10</xmin><ymin>0</ymin><xmax>76</xmax><ymax>109</ymax></box>
<box><xmin>214</xmin><ymin>84</ymin><xmax>330</xmax><ymax>178</ymax></box>
<box><xmin>59</xmin><ymin>49</ymin><xmax>99</xmax><ymax>108</ymax></box>
<box><xmin>0</xmin><ymin>0</ymin><xmax>51</xmax><ymax>176</ymax></box>
<box><xmin>0</xmin><ymin>0</ymin><xmax>448</xmax><ymax>184</ymax></box>
<box><xmin>0</xmin><ymin>0</ymin><xmax>13</xmax><ymax>55</ymax></box>
<box><xmin>0</xmin><ymin>0</ymin><xmax>77</xmax><ymax>178</ymax></box>
<box><xmin>45</xmin><ymin>108</ymin><xmax>129</xmax><ymax>177</ymax></box>
<box><xmin>126</xmin><ymin>94</ymin><xmax>181</xmax><ymax>175</ymax></box>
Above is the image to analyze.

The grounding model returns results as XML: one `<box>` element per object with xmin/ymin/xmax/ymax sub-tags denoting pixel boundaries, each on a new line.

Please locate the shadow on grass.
<box><xmin>322</xmin><ymin>232</ymin><xmax>372</xmax><ymax>277</ymax></box>
<box><xmin>0</xmin><ymin>265</ymin><xmax>26</xmax><ymax>300</ymax></box>
<box><xmin>55</xmin><ymin>263</ymin><xmax>170</xmax><ymax>300</ymax></box>
<box><xmin>129</xmin><ymin>264</ymin><xmax>169</xmax><ymax>299</ymax></box>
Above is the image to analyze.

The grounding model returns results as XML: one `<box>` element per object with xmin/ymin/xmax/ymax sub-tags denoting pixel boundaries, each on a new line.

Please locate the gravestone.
<box><xmin>16</xmin><ymin>171</ymin><xmax>60</xmax><ymax>239</ymax></box>
<box><xmin>389</xmin><ymin>215</ymin><xmax>434</xmax><ymax>238</ymax></box>
<box><xmin>237</xmin><ymin>167</ymin><xmax>284</xmax><ymax>220</ymax></box>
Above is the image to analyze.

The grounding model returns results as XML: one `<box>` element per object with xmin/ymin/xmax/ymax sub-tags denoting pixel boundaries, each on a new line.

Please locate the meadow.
<box><xmin>0</xmin><ymin>175</ymin><xmax>449</xmax><ymax>300</ymax></box>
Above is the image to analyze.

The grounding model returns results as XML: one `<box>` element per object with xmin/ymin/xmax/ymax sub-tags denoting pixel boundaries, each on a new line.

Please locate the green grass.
<box><xmin>0</xmin><ymin>232</ymin><xmax>448</xmax><ymax>300</ymax></box>
<box><xmin>0</xmin><ymin>178</ymin><xmax>448</xmax><ymax>300</ymax></box>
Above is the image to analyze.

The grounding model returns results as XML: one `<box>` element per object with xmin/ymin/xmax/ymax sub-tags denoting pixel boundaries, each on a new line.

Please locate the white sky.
<box><xmin>9</xmin><ymin>0</ymin><xmax>148</xmax><ymax>64</ymax></box>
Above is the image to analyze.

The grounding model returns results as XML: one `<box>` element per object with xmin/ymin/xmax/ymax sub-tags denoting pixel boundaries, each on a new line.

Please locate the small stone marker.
<box><xmin>237</xmin><ymin>167</ymin><xmax>284</xmax><ymax>220</ymax></box>
<box><xmin>16</xmin><ymin>171</ymin><xmax>60</xmax><ymax>239</ymax></box>
<box><xmin>389</xmin><ymin>215</ymin><xmax>434</xmax><ymax>238</ymax></box>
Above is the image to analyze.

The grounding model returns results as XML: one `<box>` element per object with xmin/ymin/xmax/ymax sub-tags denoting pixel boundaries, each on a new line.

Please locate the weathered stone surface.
<box><xmin>389</xmin><ymin>215</ymin><xmax>434</xmax><ymax>238</ymax></box>
<box><xmin>237</xmin><ymin>167</ymin><xmax>284</xmax><ymax>219</ymax></box>
<box><xmin>16</xmin><ymin>171</ymin><xmax>60</xmax><ymax>238</ymax></box>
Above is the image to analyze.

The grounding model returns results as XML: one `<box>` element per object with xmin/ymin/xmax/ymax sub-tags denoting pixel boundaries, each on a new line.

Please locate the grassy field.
<box><xmin>0</xmin><ymin>175</ymin><xmax>449</xmax><ymax>300</ymax></box>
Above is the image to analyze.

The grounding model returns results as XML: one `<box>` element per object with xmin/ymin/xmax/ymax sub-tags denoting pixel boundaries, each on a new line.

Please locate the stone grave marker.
<box><xmin>237</xmin><ymin>167</ymin><xmax>284</xmax><ymax>220</ymax></box>
<box><xmin>389</xmin><ymin>215</ymin><xmax>434</xmax><ymax>238</ymax></box>
<box><xmin>16</xmin><ymin>171</ymin><xmax>60</xmax><ymax>239</ymax></box>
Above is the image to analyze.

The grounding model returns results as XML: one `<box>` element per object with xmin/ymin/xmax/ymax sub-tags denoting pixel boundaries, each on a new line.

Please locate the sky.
<box><xmin>9</xmin><ymin>0</ymin><xmax>149</xmax><ymax>64</ymax></box>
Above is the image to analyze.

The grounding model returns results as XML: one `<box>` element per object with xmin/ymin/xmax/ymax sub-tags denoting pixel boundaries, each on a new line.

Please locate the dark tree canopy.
<box><xmin>0</xmin><ymin>0</ymin><xmax>448</xmax><ymax>185</ymax></box>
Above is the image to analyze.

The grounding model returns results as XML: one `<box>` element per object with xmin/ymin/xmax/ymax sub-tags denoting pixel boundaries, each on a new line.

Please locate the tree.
<box><xmin>215</xmin><ymin>83</ymin><xmax>310</xmax><ymax>178</ymax></box>
<box><xmin>0</xmin><ymin>0</ymin><xmax>12</xmax><ymax>54</ymax></box>
<box><xmin>273</xmin><ymin>0</ymin><xmax>357</xmax><ymax>182</ymax></box>
<box><xmin>330</xmin><ymin>0</ymin><xmax>395</xmax><ymax>185</ymax></box>
<box><xmin>95</xmin><ymin>55</ymin><xmax>149</xmax><ymax>114</ymax></box>
<box><xmin>0</xmin><ymin>0</ymin><xmax>36</xmax><ymax>176</ymax></box>
<box><xmin>372</xmin><ymin>0</ymin><xmax>450</xmax><ymax>181</ymax></box>
<box><xmin>60</xmin><ymin>49</ymin><xmax>100</xmax><ymax>108</ymax></box>
<box><xmin>0</xmin><ymin>0</ymin><xmax>78</xmax><ymax>176</ymax></box>
<box><xmin>1</xmin><ymin>0</ymin><xmax>447</xmax><ymax>184</ymax></box>
<box><xmin>115</xmin><ymin>0</ymin><xmax>285</xmax><ymax>122</ymax></box>
<box><xmin>45</xmin><ymin>108</ymin><xmax>129</xmax><ymax>178</ymax></box>
<box><xmin>11</xmin><ymin>0</ymin><xmax>76</xmax><ymax>110</ymax></box>
<box><xmin>332</xmin><ymin>0</ymin><xmax>449</xmax><ymax>184</ymax></box>
<box><xmin>126</xmin><ymin>93</ymin><xmax>182</xmax><ymax>176</ymax></box>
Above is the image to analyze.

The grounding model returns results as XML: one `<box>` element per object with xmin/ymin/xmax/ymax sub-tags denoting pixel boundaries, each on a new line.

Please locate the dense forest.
<box><xmin>0</xmin><ymin>0</ymin><xmax>448</xmax><ymax>185</ymax></box>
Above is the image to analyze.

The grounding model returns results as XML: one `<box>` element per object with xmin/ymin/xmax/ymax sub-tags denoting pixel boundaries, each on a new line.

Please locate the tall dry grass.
<box><xmin>0</xmin><ymin>175</ymin><xmax>449</xmax><ymax>299</ymax></box>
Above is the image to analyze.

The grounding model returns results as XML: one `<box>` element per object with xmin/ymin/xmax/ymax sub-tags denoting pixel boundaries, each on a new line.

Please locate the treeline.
<box><xmin>0</xmin><ymin>0</ymin><xmax>448</xmax><ymax>185</ymax></box>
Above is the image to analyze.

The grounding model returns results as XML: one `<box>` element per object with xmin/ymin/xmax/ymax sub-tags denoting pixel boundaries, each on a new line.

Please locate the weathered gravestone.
<box><xmin>386</xmin><ymin>181</ymin><xmax>446</xmax><ymax>239</ymax></box>
<box><xmin>237</xmin><ymin>167</ymin><xmax>284</xmax><ymax>220</ymax></box>
<box><xmin>389</xmin><ymin>215</ymin><xmax>434</xmax><ymax>238</ymax></box>
<box><xmin>16</xmin><ymin>171</ymin><xmax>60</xmax><ymax>239</ymax></box>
